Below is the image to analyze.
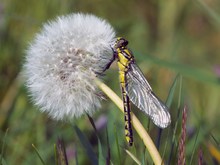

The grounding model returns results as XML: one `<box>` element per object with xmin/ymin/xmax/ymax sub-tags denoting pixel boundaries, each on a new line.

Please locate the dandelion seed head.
<box><xmin>24</xmin><ymin>13</ymin><xmax>116</xmax><ymax>120</ymax></box>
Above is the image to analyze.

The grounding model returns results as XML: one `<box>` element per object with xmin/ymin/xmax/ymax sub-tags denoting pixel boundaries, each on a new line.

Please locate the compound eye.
<box><xmin>120</xmin><ymin>38</ymin><xmax>128</xmax><ymax>47</ymax></box>
<box><xmin>115</xmin><ymin>37</ymin><xmax>129</xmax><ymax>49</ymax></box>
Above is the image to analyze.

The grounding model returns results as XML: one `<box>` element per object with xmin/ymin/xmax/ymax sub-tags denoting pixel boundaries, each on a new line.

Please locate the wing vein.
<box><xmin>125</xmin><ymin>63</ymin><xmax>171</xmax><ymax>128</ymax></box>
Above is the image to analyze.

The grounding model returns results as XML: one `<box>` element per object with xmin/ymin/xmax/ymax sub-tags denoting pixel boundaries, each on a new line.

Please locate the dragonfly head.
<box><xmin>114</xmin><ymin>37</ymin><xmax>129</xmax><ymax>49</ymax></box>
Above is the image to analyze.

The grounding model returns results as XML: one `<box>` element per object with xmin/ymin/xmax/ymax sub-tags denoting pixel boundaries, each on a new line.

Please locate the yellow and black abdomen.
<box><xmin>117</xmin><ymin>49</ymin><xmax>134</xmax><ymax>146</ymax></box>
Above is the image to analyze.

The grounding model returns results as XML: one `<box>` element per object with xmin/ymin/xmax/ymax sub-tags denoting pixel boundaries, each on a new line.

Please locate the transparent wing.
<box><xmin>125</xmin><ymin>63</ymin><xmax>171</xmax><ymax>128</ymax></box>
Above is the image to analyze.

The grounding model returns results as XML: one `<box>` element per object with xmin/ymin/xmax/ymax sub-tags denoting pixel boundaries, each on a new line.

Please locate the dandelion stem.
<box><xmin>96</xmin><ymin>79</ymin><xmax>163</xmax><ymax>165</ymax></box>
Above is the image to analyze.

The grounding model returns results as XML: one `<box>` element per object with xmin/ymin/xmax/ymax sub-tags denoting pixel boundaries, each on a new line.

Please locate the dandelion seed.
<box><xmin>24</xmin><ymin>13</ymin><xmax>116</xmax><ymax>120</ymax></box>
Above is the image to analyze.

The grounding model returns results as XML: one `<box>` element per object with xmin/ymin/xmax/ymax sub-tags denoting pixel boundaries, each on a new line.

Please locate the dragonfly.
<box><xmin>111</xmin><ymin>37</ymin><xmax>171</xmax><ymax>146</ymax></box>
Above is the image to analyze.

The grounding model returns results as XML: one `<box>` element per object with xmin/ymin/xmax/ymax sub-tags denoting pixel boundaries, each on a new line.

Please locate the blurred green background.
<box><xmin>1</xmin><ymin>0</ymin><xmax>220</xmax><ymax>164</ymax></box>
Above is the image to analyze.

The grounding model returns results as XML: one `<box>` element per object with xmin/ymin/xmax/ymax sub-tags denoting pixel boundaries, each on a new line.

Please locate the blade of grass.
<box><xmin>0</xmin><ymin>128</ymin><xmax>9</xmax><ymax>165</ymax></box>
<box><xmin>125</xmin><ymin>149</ymin><xmax>141</xmax><ymax>165</ymax></box>
<box><xmin>167</xmin><ymin>74</ymin><xmax>181</xmax><ymax>107</ymax></box>
<box><xmin>167</xmin><ymin>75</ymin><xmax>183</xmax><ymax>164</ymax></box>
<box><xmin>54</xmin><ymin>144</ymin><xmax>58</xmax><ymax>165</ymax></box>
<box><xmin>156</xmin><ymin>74</ymin><xmax>180</xmax><ymax>149</ymax></box>
<box><xmin>87</xmin><ymin>115</ymin><xmax>106</xmax><ymax>165</ymax></box>
<box><xmin>32</xmin><ymin>144</ymin><xmax>46</xmax><ymax>165</ymax></box>
<box><xmin>177</xmin><ymin>76</ymin><xmax>183</xmax><ymax>109</ymax></box>
<box><xmin>105</xmin><ymin>128</ymin><xmax>111</xmax><ymax>165</ymax></box>
<box><xmin>73</xmin><ymin>125</ymin><xmax>98</xmax><ymax>165</ymax></box>
<box><xmin>196</xmin><ymin>0</ymin><xmax>220</xmax><ymax>26</ymax></box>
<box><xmin>0</xmin><ymin>74</ymin><xmax>21</xmax><ymax>128</ymax></box>
<box><xmin>210</xmin><ymin>133</ymin><xmax>220</xmax><ymax>147</ymax></box>
<box><xmin>96</xmin><ymin>79</ymin><xmax>164</xmax><ymax>165</ymax></box>
<box><xmin>98</xmin><ymin>139</ymin><xmax>105</xmax><ymax>165</ymax></box>
<box><xmin>141</xmin><ymin>148</ymin><xmax>146</xmax><ymax>165</ymax></box>
<box><xmin>114</xmin><ymin>124</ymin><xmax>121</xmax><ymax>165</ymax></box>
<box><xmin>162</xmin><ymin>128</ymin><xmax>171</xmax><ymax>164</ymax></box>
<box><xmin>189</xmin><ymin>128</ymin><xmax>200</xmax><ymax>165</ymax></box>
<box><xmin>167</xmin><ymin>119</ymin><xmax>179</xmax><ymax>164</ymax></box>
<box><xmin>142</xmin><ymin>53</ymin><xmax>220</xmax><ymax>85</ymax></box>
<box><xmin>87</xmin><ymin>114</ymin><xmax>97</xmax><ymax>134</ymax></box>
<box><xmin>0</xmin><ymin>154</ymin><xmax>7</xmax><ymax>165</ymax></box>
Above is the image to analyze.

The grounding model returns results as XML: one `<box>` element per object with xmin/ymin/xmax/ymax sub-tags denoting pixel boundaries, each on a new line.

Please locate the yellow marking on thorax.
<box><xmin>117</xmin><ymin>53</ymin><xmax>128</xmax><ymax>87</ymax></box>
<box><xmin>117</xmin><ymin>53</ymin><xmax>130</xmax><ymax>67</ymax></box>
<box><xmin>123</xmin><ymin>49</ymin><xmax>131</xmax><ymax>56</ymax></box>
<box><xmin>116</xmin><ymin>49</ymin><xmax>133</xmax><ymax>88</ymax></box>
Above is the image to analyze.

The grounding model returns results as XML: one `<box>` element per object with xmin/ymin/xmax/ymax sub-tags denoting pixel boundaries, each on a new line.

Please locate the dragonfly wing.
<box><xmin>125</xmin><ymin>63</ymin><xmax>171</xmax><ymax>128</ymax></box>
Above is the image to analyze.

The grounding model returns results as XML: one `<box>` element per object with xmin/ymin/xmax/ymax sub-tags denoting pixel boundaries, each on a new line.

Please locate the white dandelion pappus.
<box><xmin>24</xmin><ymin>13</ymin><xmax>116</xmax><ymax>120</ymax></box>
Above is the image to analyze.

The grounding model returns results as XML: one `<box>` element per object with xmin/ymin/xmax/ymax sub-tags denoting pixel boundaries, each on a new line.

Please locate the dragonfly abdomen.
<box><xmin>117</xmin><ymin>54</ymin><xmax>134</xmax><ymax>146</ymax></box>
<box><xmin>121</xmin><ymin>80</ymin><xmax>133</xmax><ymax>146</ymax></box>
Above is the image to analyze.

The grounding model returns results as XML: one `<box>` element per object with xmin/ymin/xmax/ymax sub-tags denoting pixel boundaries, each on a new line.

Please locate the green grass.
<box><xmin>1</xmin><ymin>0</ymin><xmax>220</xmax><ymax>164</ymax></box>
